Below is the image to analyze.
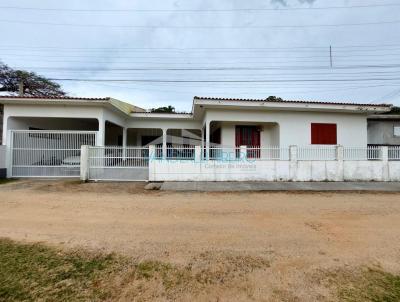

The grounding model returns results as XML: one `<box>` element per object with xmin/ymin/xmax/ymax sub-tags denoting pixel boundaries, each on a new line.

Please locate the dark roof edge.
<box><xmin>0</xmin><ymin>96</ymin><xmax>111</xmax><ymax>101</ymax></box>
<box><xmin>193</xmin><ymin>96</ymin><xmax>392</xmax><ymax>108</ymax></box>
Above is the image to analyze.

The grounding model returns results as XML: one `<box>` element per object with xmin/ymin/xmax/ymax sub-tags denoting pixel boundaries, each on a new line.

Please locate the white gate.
<box><xmin>9</xmin><ymin>130</ymin><xmax>97</xmax><ymax>178</ymax></box>
<box><xmin>88</xmin><ymin>146</ymin><xmax>149</xmax><ymax>181</ymax></box>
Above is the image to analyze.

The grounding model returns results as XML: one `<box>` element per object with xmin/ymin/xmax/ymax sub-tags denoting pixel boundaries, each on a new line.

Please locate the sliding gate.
<box><xmin>88</xmin><ymin>146</ymin><xmax>149</xmax><ymax>181</ymax></box>
<box><xmin>10</xmin><ymin>130</ymin><xmax>97</xmax><ymax>178</ymax></box>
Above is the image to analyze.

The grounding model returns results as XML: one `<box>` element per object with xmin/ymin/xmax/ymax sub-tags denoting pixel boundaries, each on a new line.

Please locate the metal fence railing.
<box><xmin>166</xmin><ymin>145</ymin><xmax>195</xmax><ymax>160</ymax></box>
<box><xmin>244</xmin><ymin>146</ymin><xmax>290</xmax><ymax>160</ymax></box>
<box><xmin>388</xmin><ymin>146</ymin><xmax>400</xmax><ymax>161</ymax></box>
<box><xmin>10</xmin><ymin>130</ymin><xmax>97</xmax><ymax>178</ymax></box>
<box><xmin>298</xmin><ymin>146</ymin><xmax>337</xmax><ymax>161</ymax></box>
<box><xmin>88</xmin><ymin>146</ymin><xmax>149</xmax><ymax>181</ymax></box>
<box><xmin>343</xmin><ymin>146</ymin><xmax>382</xmax><ymax>161</ymax></box>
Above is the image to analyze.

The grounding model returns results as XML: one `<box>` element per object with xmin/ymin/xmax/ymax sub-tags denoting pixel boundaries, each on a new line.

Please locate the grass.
<box><xmin>0</xmin><ymin>238</ymin><xmax>118</xmax><ymax>301</ymax></box>
<box><xmin>327</xmin><ymin>267</ymin><xmax>400</xmax><ymax>302</ymax></box>
<box><xmin>0</xmin><ymin>239</ymin><xmax>270</xmax><ymax>301</ymax></box>
<box><xmin>2</xmin><ymin>238</ymin><xmax>399</xmax><ymax>301</ymax></box>
<box><xmin>0</xmin><ymin>179</ymin><xmax>18</xmax><ymax>185</ymax></box>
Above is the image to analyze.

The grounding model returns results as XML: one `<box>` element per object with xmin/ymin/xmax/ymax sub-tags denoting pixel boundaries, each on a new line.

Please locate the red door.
<box><xmin>235</xmin><ymin>126</ymin><xmax>260</xmax><ymax>158</ymax></box>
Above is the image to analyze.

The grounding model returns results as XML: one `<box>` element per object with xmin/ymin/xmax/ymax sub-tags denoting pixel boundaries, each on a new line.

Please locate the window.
<box><xmin>311</xmin><ymin>123</ymin><xmax>337</xmax><ymax>145</ymax></box>
<box><xmin>394</xmin><ymin>126</ymin><xmax>400</xmax><ymax>137</ymax></box>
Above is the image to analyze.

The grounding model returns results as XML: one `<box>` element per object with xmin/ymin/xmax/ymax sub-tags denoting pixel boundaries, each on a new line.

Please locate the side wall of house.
<box><xmin>368</xmin><ymin>119</ymin><xmax>400</xmax><ymax>145</ymax></box>
<box><xmin>204</xmin><ymin>109</ymin><xmax>368</xmax><ymax>147</ymax></box>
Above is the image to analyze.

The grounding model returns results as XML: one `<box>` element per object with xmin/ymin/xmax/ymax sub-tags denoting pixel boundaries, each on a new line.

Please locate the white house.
<box><xmin>1</xmin><ymin>95</ymin><xmax>398</xmax><ymax>182</ymax></box>
<box><xmin>0</xmin><ymin>95</ymin><xmax>391</xmax><ymax>148</ymax></box>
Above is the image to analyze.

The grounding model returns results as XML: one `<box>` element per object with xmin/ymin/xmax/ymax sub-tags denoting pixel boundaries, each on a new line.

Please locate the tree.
<box><xmin>0</xmin><ymin>62</ymin><xmax>66</xmax><ymax>97</ymax></box>
<box><xmin>150</xmin><ymin>105</ymin><xmax>175</xmax><ymax>113</ymax></box>
<box><xmin>266</xmin><ymin>96</ymin><xmax>284</xmax><ymax>102</ymax></box>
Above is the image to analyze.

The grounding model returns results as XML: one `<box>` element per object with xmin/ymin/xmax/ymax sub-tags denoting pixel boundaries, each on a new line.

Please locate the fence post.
<box><xmin>289</xmin><ymin>145</ymin><xmax>298</xmax><ymax>181</ymax></box>
<box><xmin>6</xmin><ymin>130</ymin><xmax>13</xmax><ymax>178</ymax></box>
<box><xmin>148</xmin><ymin>145</ymin><xmax>156</xmax><ymax>181</ymax></box>
<box><xmin>382</xmin><ymin>146</ymin><xmax>389</xmax><ymax>181</ymax></box>
<box><xmin>148</xmin><ymin>145</ymin><xmax>156</xmax><ymax>160</ymax></box>
<box><xmin>195</xmin><ymin>145</ymin><xmax>201</xmax><ymax>162</ymax></box>
<box><xmin>336</xmin><ymin>145</ymin><xmax>344</xmax><ymax>181</ymax></box>
<box><xmin>240</xmin><ymin>145</ymin><xmax>247</xmax><ymax>161</ymax></box>
<box><xmin>80</xmin><ymin>145</ymin><xmax>90</xmax><ymax>182</ymax></box>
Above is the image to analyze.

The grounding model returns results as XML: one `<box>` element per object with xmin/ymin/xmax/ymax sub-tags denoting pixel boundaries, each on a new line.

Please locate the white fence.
<box><xmin>149</xmin><ymin>145</ymin><xmax>400</xmax><ymax>182</ymax></box>
<box><xmin>9</xmin><ymin>130</ymin><xmax>97</xmax><ymax>178</ymax></box>
<box><xmin>343</xmin><ymin>146</ymin><xmax>382</xmax><ymax>161</ymax></box>
<box><xmin>87</xmin><ymin>146</ymin><xmax>149</xmax><ymax>181</ymax></box>
<box><xmin>298</xmin><ymin>146</ymin><xmax>337</xmax><ymax>161</ymax></box>
<box><xmin>389</xmin><ymin>146</ymin><xmax>400</xmax><ymax>161</ymax></box>
<box><xmin>202</xmin><ymin>145</ymin><xmax>398</xmax><ymax>161</ymax></box>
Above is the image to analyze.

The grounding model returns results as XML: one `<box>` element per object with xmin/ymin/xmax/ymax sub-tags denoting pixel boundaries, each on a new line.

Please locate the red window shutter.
<box><xmin>235</xmin><ymin>126</ymin><xmax>260</xmax><ymax>147</ymax></box>
<box><xmin>311</xmin><ymin>123</ymin><xmax>337</xmax><ymax>145</ymax></box>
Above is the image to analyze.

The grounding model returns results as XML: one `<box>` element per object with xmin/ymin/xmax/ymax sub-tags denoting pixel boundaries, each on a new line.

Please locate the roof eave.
<box><xmin>193</xmin><ymin>99</ymin><xmax>392</xmax><ymax>113</ymax></box>
<box><xmin>130</xmin><ymin>112</ymin><xmax>194</xmax><ymax>119</ymax></box>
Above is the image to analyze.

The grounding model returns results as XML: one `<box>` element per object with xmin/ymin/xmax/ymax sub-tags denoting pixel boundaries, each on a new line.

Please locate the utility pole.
<box><xmin>329</xmin><ymin>45</ymin><xmax>333</xmax><ymax>68</ymax></box>
<box><xmin>18</xmin><ymin>81</ymin><xmax>24</xmax><ymax>96</ymax></box>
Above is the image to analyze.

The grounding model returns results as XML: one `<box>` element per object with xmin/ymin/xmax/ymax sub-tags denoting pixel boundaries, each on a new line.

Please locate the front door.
<box><xmin>235</xmin><ymin>126</ymin><xmax>261</xmax><ymax>158</ymax></box>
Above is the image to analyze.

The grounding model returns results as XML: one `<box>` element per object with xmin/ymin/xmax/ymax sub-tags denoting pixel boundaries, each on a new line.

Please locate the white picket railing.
<box><xmin>343</xmin><ymin>146</ymin><xmax>382</xmax><ymax>160</ymax></box>
<box><xmin>88</xmin><ymin>146</ymin><xmax>149</xmax><ymax>181</ymax></box>
<box><xmin>208</xmin><ymin>147</ymin><xmax>239</xmax><ymax>161</ymax></box>
<box><xmin>298</xmin><ymin>146</ymin><xmax>337</xmax><ymax>161</ymax></box>
<box><xmin>166</xmin><ymin>145</ymin><xmax>195</xmax><ymax>160</ymax></box>
<box><xmin>149</xmin><ymin>145</ymin><xmax>395</xmax><ymax>161</ymax></box>
<box><xmin>246</xmin><ymin>146</ymin><xmax>290</xmax><ymax>160</ymax></box>
<box><xmin>389</xmin><ymin>146</ymin><xmax>400</xmax><ymax>160</ymax></box>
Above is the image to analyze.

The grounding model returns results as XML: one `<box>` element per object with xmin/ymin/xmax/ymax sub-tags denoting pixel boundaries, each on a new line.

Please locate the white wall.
<box><xmin>204</xmin><ymin>109</ymin><xmax>368</xmax><ymax>147</ymax></box>
<box><xmin>150</xmin><ymin>160</ymin><xmax>400</xmax><ymax>182</ymax></box>
<box><xmin>3</xmin><ymin>104</ymin><xmax>104</xmax><ymax>145</ymax></box>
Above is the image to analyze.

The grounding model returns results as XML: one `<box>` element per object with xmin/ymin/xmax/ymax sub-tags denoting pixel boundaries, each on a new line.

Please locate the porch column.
<box><xmin>122</xmin><ymin>127</ymin><xmax>127</xmax><ymax>160</ymax></box>
<box><xmin>205</xmin><ymin>122</ymin><xmax>210</xmax><ymax>160</ymax></box>
<box><xmin>200</xmin><ymin>128</ymin><xmax>204</xmax><ymax>155</ymax></box>
<box><xmin>162</xmin><ymin>128</ymin><xmax>167</xmax><ymax>159</ymax></box>
<box><xmin>96</xmin><ymin>118</ymin><xmax>105</xmax><ymax>146</ymax></box>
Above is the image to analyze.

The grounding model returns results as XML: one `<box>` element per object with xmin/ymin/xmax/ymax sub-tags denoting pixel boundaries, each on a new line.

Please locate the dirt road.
<box><xmin>1</xmin><ymin>180</ymin><xmax>400</xmax><ymax>301</ymax></box>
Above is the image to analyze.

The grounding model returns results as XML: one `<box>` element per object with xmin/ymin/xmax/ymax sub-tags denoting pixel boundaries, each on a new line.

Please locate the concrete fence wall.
<box><xmin>149</xmin><ymin>160</ymin><xmax>400</xmax><ymax>182</ymax></box>
<box><xmin>149</xmin><ymin>146</ymin><xmax>400</xmax><ymax>182</ymax></box>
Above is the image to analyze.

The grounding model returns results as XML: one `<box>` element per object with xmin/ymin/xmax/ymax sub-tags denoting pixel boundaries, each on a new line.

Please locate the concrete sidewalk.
<box><xmin>160</xmin><ymin>181</ymin><xmax>400</xmax><ymax>192</ymax></box>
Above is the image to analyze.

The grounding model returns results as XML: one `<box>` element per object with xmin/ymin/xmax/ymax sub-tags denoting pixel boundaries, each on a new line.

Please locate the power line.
<box><xmin>49</xmin><ymin>77</ymin><xmax>400</xmax><ymax>83</ymax></box>
<box><xmin>13</xmin><ymin>64</ymin><xmax>400</xmax><ymax>71</ymax></box>
<box><xmin>2</xmin><ymin>52</ymin><xmax>400</xmax><ymax>59</ymax></box>
<box><xmin>1</xmin><ymin>18</ymin><xmax>399</xmax><ymax>29</ymax></box>
<box><xmin>2</xmin><ymin>44</ymin><xmax>400</xmax><ymax>52</ymax></box>
<box><xmin>0</xmin><ymin>3</ymin><xmax>398</xmax><ymax>12</ymax></box>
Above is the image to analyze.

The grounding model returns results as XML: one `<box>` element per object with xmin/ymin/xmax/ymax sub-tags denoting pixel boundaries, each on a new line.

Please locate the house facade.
<box><xmin>0</xmin><ymin>96</ymin><xmax>391</xmax><ymax>149</ymax></box>
<box><xmin>1</xmin><ymin>95</ymin><xmax>398</xmax><ymax>182</ymax></box>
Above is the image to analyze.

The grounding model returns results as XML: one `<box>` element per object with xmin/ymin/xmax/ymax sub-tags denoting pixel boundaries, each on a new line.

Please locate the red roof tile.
<box><xmin>193</xmin><ymin>96</ymin><xmax>392</xmax><ymax>107</ymax></box>
<box><xmin>0</xmin><ymin>96</ymin><xmax>110</xmax><ymax>101</ymax></box>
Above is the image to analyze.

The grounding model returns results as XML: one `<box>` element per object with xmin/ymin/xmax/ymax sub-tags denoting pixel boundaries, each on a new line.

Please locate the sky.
<box><xmin>0</xmin><ymin>0</ymin><xmax>400</xmax><ymax>112</ymax></box>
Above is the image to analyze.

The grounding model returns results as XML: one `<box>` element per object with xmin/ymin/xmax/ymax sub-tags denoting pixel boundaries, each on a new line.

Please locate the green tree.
<box><xmin>0</xmin><ymin>62</ymin><xmax>66</xmax><ymax>97</ymax></box>
<box><xmin>266</xmin><ymin>96</ymin><xmax>284</xmax><ymax>102</ymax></box>
<box><xmin>150</xmin><ymin>105</ymin><xmax>176</xmax><ymax>113</ymax></box>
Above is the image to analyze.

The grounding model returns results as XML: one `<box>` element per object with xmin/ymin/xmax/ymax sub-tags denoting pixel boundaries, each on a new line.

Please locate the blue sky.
<box><xmin>1</xmin><ymin>0</ymin><xmax>400</xmax><ymax>111</ymax></box>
